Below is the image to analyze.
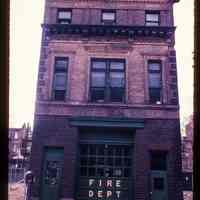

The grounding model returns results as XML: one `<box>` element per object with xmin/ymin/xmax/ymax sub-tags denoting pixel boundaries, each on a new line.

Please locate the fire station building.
<box><xmin>30</xmin><ymin>0</ymin><xmax>183</xmax><ymax>200</ymax></box>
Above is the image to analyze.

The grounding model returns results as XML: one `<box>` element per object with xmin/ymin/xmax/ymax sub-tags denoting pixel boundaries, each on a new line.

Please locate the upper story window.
<box><xmin>101</xmin><ymin>10</ymin><xmax>116</xmax><ymax>25</ymax></box>
<box><xmin>148</xmin><ymin>60</ymin><xmax>162</xmax><ymax>104</ymax></box>
<box><xmin>57</xmin><ymin>9</ymin><xmax>72</xmax><ymax>24</ymax></box>
<box><xmin>90</xmin><ymin>58</ymin><xmax>125</xmax><ymax>103</ymax></box>
<box><xmin>145</xmin><ymin>11</ymin><xmax>160</xmax><ymax>26</ymax></box>
<box><xmin>52</xmin><ymin>57</ymin><xmax>68</xmax><ymax>101</ymax></box>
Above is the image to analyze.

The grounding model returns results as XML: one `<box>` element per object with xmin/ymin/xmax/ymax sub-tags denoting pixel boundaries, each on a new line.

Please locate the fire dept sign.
<box><xmin>78</xmin><ymin>178</ymin><xmax>130</xmax><ymax>200</ymax></box>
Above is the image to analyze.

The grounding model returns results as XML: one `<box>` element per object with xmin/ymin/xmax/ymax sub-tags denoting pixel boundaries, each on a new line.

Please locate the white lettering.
<box><xmin>99</xmin><ymin>179</ymin><xmax>102</xmax><ymax>187</ymax></box>
<box><xmin>89</xmin><ymin>179</ymin><xmax>95</xmax><ymax>186</ymax></box>
<box><xmin>116</xmin><ymin>180</ymin><xmax>121</xmax><ymax>188</ymax></box>
<box><xmin>107</xmin><ymin>190</ymin><xmax>112</xmax><ymax>197</ymax></box>
<box><xmin>89</xmin><ymin>190</ymin><xmax>94</xmax><ymax>197</ymax></box>
<box><xmin>98</xmin><ymin>191</ymin><xmax>103</xmax><ymax>198</ymax></box>
<box><xmin>107</xmin><ymin>180</ymin><xmax>112</xmax><ymax>187</ymax></box>
<box><xmin>116</xmin><ymin>191</ymin><xmax>121</xmax><ymax>198</ymax></box>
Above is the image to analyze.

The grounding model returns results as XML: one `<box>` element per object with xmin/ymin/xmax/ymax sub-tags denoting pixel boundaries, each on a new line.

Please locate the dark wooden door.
<box><xmin>150</xmin><ymin>171</ymin><xmax>168</xmax><ymax>200</ymax></box>
<box><xmin>40</xmin><ymin>148</ymin><xmax>64</xmax><ymax>200</ymax></box>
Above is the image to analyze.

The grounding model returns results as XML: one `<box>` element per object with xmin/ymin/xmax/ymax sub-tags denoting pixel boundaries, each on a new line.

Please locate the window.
<box><xmin>102</xmin><ymin>10</ymin><xmax>116</xmax><ymax>24</ymax></box>
<box><xmin>79</xmin><ymin>144</ymin><xmax>132</xmax><ymax>178</ymax></box>
<box><xmin>145</xmin><ymin>11</ymin><xmax>160</xmax><ymax>26</ymax></box>
<box><xmin>148</xmin><ymin>60</ymin><xmax>162</xmax><ymax>104</ymax></box>
<box><xmin>90</xmin><ymin>59</ymin><xmax>125</xmax><ymax>103</ymax></box>
<box><xmin>154</xmin><ymin>177</ymin><xmax>164</xmax><ymax>190</ymax></box>
<box><xmin>57</xmin><ymin>9</ymin><xmax>72</xmax><ymax>24</ymax></box>
<box><xmin>52</xmin><ymin>57</ymin><xmax>68</xmax><ymax>101</ymax></box>
<box><xmin>151</xmin><ymin>151</ymin><xmax>167</xmax><ymax>171</ymax></box>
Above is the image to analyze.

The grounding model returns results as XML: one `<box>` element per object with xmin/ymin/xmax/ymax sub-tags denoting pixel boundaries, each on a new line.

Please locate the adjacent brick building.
<box><xmin>30</xmin><ymin>0</ymin><xmax>183</xmax><ymax>200</ymax></box>
<box><xmin>182</xmin><ymin>115</ymin><xmax>193</xmax><ymax>200</ymax></box>
<box><xmin>9</xmin><ymin>124</ymin><xmax>32</xmax><ymax>182</ymax></box>
<box><xmin>9</xmin><ymin>123</ymin><xmax>32</xmax><ymax>167</ymax></box>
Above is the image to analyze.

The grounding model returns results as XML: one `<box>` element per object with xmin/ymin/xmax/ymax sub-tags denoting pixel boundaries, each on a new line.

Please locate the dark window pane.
<box><xmin>149</xmin><ymin>88</ymin><xmax>161</xmax><ymax>103</ymax></box>
<box><xmin>88</xmin><ymin>157</ymin><xmax>96</xmax><ymax>166</ymax></box>
<box><xmin>54</xmin><ymin>90</ymin><xmax>65</xmax><ymax>101</ymax></box>
<box><xmin>90</xmin><ymin>88</ymin><xmax>105</xmax><ymax>102</ymax></box>
<box><xmin>106</xmin><ymin>157</ymin><xmax>113</xmax><ymax>166</ymax></box>
<box><xmin>97</xmin><ymin>157</ymin><xmax>104</xmax><ymax>165</ymax></box>
<box><xmin>107</xmin><ymin>147</ymin><xmax>114</xmax><ymax>156</ymax></box>
<box><xmin>45</xmin><ymin>161</ymin><xmax>61</xmax><ymax>185</ymax></box>
<box><xmin>110</xmin><ymin>61</ymin><xmax>124</xmax><ymax>70</ymax></box>
<box><xmin>80</xmin><ymin>167</ymin><xmax>87</xmax><ymax>176</ymax></box>
<box><xmin>115</xmin><ymin>157</ymin><xmax>122</xmax><ymax>166</ymax></box>
<box><xmin>88</xmin><ymin>168</ymin><xmax>96</xmax><ymax>176</ymax></box>
<box><xmin>55</xmin><ymin>58</ymin><xmax>68</xmax><ymax>72</ymax></box>
<box><xmin>124</xmin><ymin>168</ymin><xmax>131</xmax><ymax>177</ymax></box>
<box><xmin>89</xmin><ymin>145</ymin><xmax>96</xmax><ymax>155</ymax></box>
<box><xmin>110</xmin><ymin>88</ymin><xmax>124</xmax><ymax>102</ymax></box>
<box><xmin>54</xmin><ymin>73</ymin><xmax>67</xmax><ymax>90</ymax></box>
<box><xmin>149</xmin><ymin>73</ymin><xmax>161</xmax><ymax>88</ymax></box>
<box><xmin>80</xmin><ymin>145</ymin><xmax>88</xmax><ymax>155</ymax></box>
<box><xmin>91</xmin><ymin>72</ymin><xmax>106</xmax><ymax>87</ymax></box>
<box><xmin>110</xmin><ymin>72</ymin><xmax>124</xmax><ymax>87</ymax></box>
<box><xmin>124</xmin><ymin>147</ymin><xmax>131</xmax><ymax>156</ymax></box>
<box><xmin>97</xmin><ymin>145</ymin><xmax>105</xmax><ymax>156</ymax></box>
<box><xmin>154</xmin><ymin>178</ymin><xmax>164</xmax><ymax>190</ymax></box>
<box><xmin>92</xmin><ymin>60</ymin><xmax>106</xmax><ymax>69</ymax></box>
<box><xmin>151</xmin><ymin>151</ymin><xmax>167</xmax><ymax>170</ymax></box>
<box><xmin>97</xmin><ymin>168</ymin><xmax>104</xmax><ymax>177</ymax></box>
<box><xmin>124</xmin><ymin>158</ymin><xmax>131</xmax><ymax>166</ymax></box>
<box><xmin>148</xmin><ymin>62</ymin><xmax>161</xmax><ymax>71</ymax></box>
<box><xmin>80</xmin><ymin>157</ymin><xmax>88</xmax><ymax>166</ymax></box>
<box><xmin>116</xmin><ymin>147</ymin><xmax>122</xmax><ymax>156</ymax></box>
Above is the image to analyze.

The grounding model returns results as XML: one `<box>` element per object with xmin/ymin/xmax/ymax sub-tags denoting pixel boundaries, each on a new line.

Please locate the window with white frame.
<box><xmin>145</xmin><ymin>11</ymin><xmax>160</xmax><ymax>26</ymax></box>
<box><xmin>57</xmin><ymin>9</ymin><xmax>72</xmax><ymax>24</ymax></box>
<box><xmin>102</xmin><ymin>10</ymin><xmax>116</xmax><ymax>24</ymax></box>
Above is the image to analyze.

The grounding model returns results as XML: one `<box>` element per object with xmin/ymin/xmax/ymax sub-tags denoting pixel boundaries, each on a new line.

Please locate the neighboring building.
<box><xmin>182</xmin><ymin>115</ymin><xmax>193</xmax><ymax>200</ymax></box>
<box><xmin>9</xmin><ymin>123</ymin><xmax>32</xmax><ymax>169</ymax></box>
<box><xmin>30</xmin><ymin>0</ymin><xmax>183</xmax><ymax>200</ymax></box>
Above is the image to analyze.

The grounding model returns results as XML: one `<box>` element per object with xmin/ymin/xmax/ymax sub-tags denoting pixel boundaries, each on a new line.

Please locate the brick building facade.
<box><xmin>30</xmin><ymin>0</ymin><xmax>183</xmax><ymax>200</ymax></box>
<box><xmin>182</xmin><ymin>116</ymin><xmax>193</xmax><ymax>200</ymax></box>
<box><xmin>9</xmin><ymin>124</ymin><xmax>32</xmax><ymax>167</ymax></box>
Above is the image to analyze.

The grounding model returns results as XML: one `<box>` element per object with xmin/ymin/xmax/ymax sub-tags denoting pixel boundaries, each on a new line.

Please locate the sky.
<box><xmin>9</xmin><ymin>0</ymin><xmax>194</xmax><ymax>131</ymax></box>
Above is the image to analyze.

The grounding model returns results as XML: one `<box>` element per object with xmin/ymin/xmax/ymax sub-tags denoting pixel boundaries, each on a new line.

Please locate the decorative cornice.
<box><xmin>43</xmin><ymin>24</ymin><xmax>175</xmax><ymax>40</ymax></box>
